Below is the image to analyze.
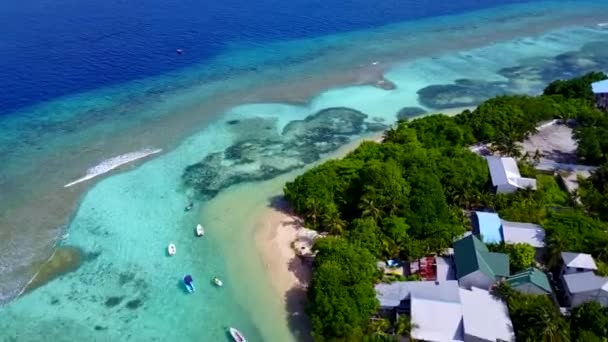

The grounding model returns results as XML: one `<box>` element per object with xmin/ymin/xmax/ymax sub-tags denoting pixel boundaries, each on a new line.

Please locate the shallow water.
<box><xmin>1</xmin><ymin>1</ymin><xmax>608</xmax><ymax>341</ymax></box>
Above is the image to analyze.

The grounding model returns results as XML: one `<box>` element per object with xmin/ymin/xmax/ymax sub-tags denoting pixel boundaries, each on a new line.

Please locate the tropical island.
<box><xmin>283</xmin><ymin>72</ymin><xmax>608</xmax><ymax>341</ymax></box>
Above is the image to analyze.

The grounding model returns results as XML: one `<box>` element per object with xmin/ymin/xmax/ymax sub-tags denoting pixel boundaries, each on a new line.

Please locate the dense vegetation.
<box><xmin>284</xmin><ymin>73</ymin><xmax>608</xmax><ymax>341</ymax></box>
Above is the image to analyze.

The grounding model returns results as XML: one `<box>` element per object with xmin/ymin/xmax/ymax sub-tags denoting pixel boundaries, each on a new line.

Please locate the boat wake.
<box><xmin>64</xmin><ymin>148</ymin><xmax>162</xmax><ymax>187</ymax></box>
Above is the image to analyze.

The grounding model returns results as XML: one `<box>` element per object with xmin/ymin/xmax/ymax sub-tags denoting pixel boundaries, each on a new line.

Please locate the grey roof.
<box><xmin>487</xmin><ymin>156</ymin><xmax>537</xmax><ymax>190</ymax></box>
<box><xmin>375</xmin><ymin>280</ymin><xmax>461</xmax><ymax>308</ymax></box>
<box><xmin>436</xmin><ymin>256</ymin><xmax>457</xmax><ymax>281</ymax></box>
<box><xmin>501</xmin><ymin>220</ymin><xmax>546</xmax><ymax>248</ymax></box>
<box><xmin>460</xmin><ymin>287</ymin><xmax>515</xmax><ymax>342</ymax></box>
<box><xmin>561</xmin><ymin>252</ymin><xmax>597</xmax><ymax>270</ymax></box>
<box><xmin>563</xmin><ymin>272</ymin><xmax>608</xmax><ymax>294</ymax></box>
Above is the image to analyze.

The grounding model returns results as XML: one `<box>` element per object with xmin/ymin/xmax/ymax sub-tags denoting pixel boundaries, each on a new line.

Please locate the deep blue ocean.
<box><xmin>0</xmin><ymin>0</ymin><xmax>535</xmax><ymax>115</ymax></box>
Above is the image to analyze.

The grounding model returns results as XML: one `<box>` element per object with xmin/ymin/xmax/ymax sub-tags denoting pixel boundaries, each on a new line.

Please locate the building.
<box><xmin>501</xmin><ymin>220</ymin><xmax>545</xmax><ymax>248</ymax></box>
<box><xmin>460</xmin><ymin>287</ymin><xmax>515</xmax><ymax>342</ymax></box>
<box><xmin>375</xmin><ymin>280</ymin><xmax>463</xmax><ymax>341</ymax></box>
<box><xmin>562</xmin><ymin>272</ymin><xmax>608</xmax><ymax>307</ymax></box>
<box><xmin>505</xmin><ymin>267</ymin><xmax>553</xmax><ymax>295</ymax></box>
<box><xmin>560</xmin><ymin>252</ymin><xmax>597</xmax><ymax>276</ymax></box>
<box><xmin>472</xmin><ymin>212</ymin><xmax>546</xmax><ymax>259</ymax></box>
<box><xmin>453</xmin><ymin>235</ymin><xmax>510</xmax><ymax>290</ymax></box>
<box><xmin>592</xmin><ymin>79</ymin><xmax>608</xmax><ymax>111</ymax></box>
<box><xmin>375</xmin><ymin>281</ymin><xmax>515</xmax><ymax>342</ymax></box>
<box><xmin>487</xmin><ymin>156</ymin><xmax>537</xmax><ymax>194</ymax></box>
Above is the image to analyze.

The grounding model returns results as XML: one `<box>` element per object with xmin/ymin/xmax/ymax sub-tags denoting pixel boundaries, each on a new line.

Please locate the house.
<box><xmin>375</xmin><ymin>281</ymin><xmax>515</xmax><ymax>341</ymax></box>
<box><xmin>375</xmin><ymin>280</ymin><xmax>461</xmax><ymax>313</ymax></box>
<box><xmin>487</xmin><ymin>156</ymin><xmax>537</xmax><ymax>194</ymax></box>
<box><xmin>453</xmin><ymin>235</ymin><xmax>510</xmax><ymax>290</ymax></box>
<box><xmin>472</xmin><ymin>212</ymin><xmax>546</xmax><ymax>258</ymax></box>
<box><xmin>506</xmin><ymin>267</ymin><xmax>553</xmax><ymax>295</ymax></box>
<box><xmin>501</xmin><ymin>220</ymin><xmax>545</xmax><ymax>248</ymax></box>
<box><xmin>592</xmin><ymin>79</ymin><xmax>608</xmax><ymax>111</ymax></box>
<box><xmin>560</xmin><ymin>252</ymin><xmax>597</xmax><ymax>276</ymax></box>
<box><xmin>376</xmin><ymin>280</ymin><xmax>464</xmax><ymax>341</ymax></box>
<box><xmin>460</xmin><ymin>287</ymin><xmax>515</xmax><ymax>342</ymax></box>
<box><xmin>410</xmin><ymin>294</ymin><xmax>464</xmax><ymax>342</ymax></box>
<box><xmin>562</xmin><ymin>272</ymin><xmax>608</xmax><ymax>307</ymax></box>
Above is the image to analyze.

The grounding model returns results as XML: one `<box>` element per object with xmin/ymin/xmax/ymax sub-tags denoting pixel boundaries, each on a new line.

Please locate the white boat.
<box><xmin>229</xmin><ymin>327</ymin><xmax>246</xmax><ymax>342</ymax></box>
<box><xmin>196</xmin><ymin>224</ymin><xmax>205</xmax><ymax>237</ymax></box>
<box><xmin>168</xmin><ymin>243</ymin><xmax>176</xmax><ymax>256</ymax></box>
<box><xmin>212</xmin><ymin>277</ymin><xmax>223</xmax><ymax>287</ymax></box>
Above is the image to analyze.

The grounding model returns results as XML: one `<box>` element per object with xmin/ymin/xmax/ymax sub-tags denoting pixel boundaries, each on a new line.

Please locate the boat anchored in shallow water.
<box><xmin>229</xmin><ymin>327</ymin><xmax>246</xmax><ymax>342</ymax></box>
<box><xmin>184</xmin><ymin>275</ymin><xmax>195</xmax><ymax>293</ymax></box>
<box><xmin>212</xmin><ymin>276</ymin><xmax>223</xmax><ymax>287</ymax></box>
<box><xmin>167</xmin><ymin>243</ymin><xmax>176</xmax><ymax>256</ymax></box>
<box><xmin>196</xmin><ymin>224</ymin><xmax>205</xmax><ymax>236</ymax></box>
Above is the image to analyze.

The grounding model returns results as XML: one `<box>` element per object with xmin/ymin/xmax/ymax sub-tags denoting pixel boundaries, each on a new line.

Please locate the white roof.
<box><xmin>487</xmin><ymin>156</ymin><xmax>537</xmax><ymax>190</ymax></box>
<box><xmin>563</xmin><ymin>272</ymin><xmax>608</xmax><ymax>294</ymax></box>
<box><xmin>501</xmin><ymin>220</ymin><xmax>545</xmax><ymax>248</ymax></box>
<box><xmin>375</xmin><ymin>280</ymin><xmax>461</xmax><ymax>307</ymax></box>
<box><xmin>561</xmin><ymin>252</ymin><xmax>597</xmax><ymax>270</ymax></box>
<box><xmin>411</xmin><ymin>296</ymin><xmax>464</xmax><ymax>342</ymax></box>
<box><xmin>460</xmin><ymin>287</ymin><xmax>515</xmax><ymax>342</ymax></box>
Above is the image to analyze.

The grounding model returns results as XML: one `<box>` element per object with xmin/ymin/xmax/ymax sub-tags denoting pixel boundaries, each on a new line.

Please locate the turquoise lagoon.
<box><xmin>2</xmin><ymin>1</ymin><xmax>608</xmax><ymax>341</ymax></box>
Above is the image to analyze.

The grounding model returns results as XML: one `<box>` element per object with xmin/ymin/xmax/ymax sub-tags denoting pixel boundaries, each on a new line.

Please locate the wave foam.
<box><xmin>64</xmin><ymin>148</ymin><xmax>162</xmax><ymax>187</ymax></box>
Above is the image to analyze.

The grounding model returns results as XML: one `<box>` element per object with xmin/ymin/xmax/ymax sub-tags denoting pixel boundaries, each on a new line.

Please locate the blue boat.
<box><xmin>184</xmin><ymin>275</ymin><xmax>195</xmax><ymax>293</ymax></box>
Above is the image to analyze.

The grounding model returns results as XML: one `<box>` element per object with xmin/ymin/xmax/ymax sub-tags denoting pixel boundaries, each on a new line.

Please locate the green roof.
<box><xmin>453</xmin><ymin>235</ymin><xmax>510</xmax><ymax>279</ymax></box>
<box><xmin>506</xmin><ymin>267</ymin><xmax>552</xmax><ymax>294</ymax></box>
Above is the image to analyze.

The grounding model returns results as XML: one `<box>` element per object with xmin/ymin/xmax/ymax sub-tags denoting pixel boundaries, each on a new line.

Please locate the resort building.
<box><xmin>562</xmin><ymin>271</ymin><xmax>608</xmax><ymax>308</ymax></box>
<box><xmin>472</xmin><ymin>212</ymin><xmax>546</xmax><ymax>259</ymax></box>
<box><xmin>592</xmin><ymin>79</ymin><xmax>608</xmax><ymax>111</ymax></box>
<box><xmin>453</xmin><ymin>235</ymin><xmax>510</xmax><ymax>290</ymax></box>
<box><xmin>486</xmin><ymin>156</ymin><xmax>537</xmax><ymax>194</ymax></box>
<box><xmin>375</xmin><ymin>281</ymin><xmax>515</xmax><ymax>341</ymax></box>
<box><xmin>560</xmin><ymin>252</ymin><xmax>597</xmax><ymax>276</ymax></box>
<box><xmin>505</xmin><ymin>267</ymin><xmax>553</xmax><ymax>295</ymax></box>
<box><xmin>459</xmin><ymin>287</ymin><xmax>515</xmax><ymax>342</ymax></box>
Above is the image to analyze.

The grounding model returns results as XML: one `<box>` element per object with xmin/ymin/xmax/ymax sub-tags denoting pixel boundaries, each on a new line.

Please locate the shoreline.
<box><xmin>252</xmin><ymin>133</ymin><xmax>384</xmax><ymax>341</ymax></box>
<box><xmin>2</xmin><ymin>1</ymin><xmax>607</xmax><ymax>303</ymax></box>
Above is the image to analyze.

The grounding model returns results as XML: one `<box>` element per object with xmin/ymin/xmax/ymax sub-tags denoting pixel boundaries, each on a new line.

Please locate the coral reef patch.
<box><xmin>183</xmin><ymin>107</ymin><xmax>385</xmax><ymax>198</ymax></box>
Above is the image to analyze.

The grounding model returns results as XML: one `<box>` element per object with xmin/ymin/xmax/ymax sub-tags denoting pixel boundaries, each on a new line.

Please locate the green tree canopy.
<box><xmin>308</xmin><ymin>238</ymin><xmax>379</xmax><ymax>341</ymax></box>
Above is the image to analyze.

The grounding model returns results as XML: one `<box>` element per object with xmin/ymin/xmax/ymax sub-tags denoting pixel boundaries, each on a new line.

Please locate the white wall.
<box><xmin>571</xmin><ymin>291</ymin><xmax>608</xmax><ymax>308</ymax></box>
<box><xmin>496</xmin><ymin>184</ymin><xmax>517</xmax><ymax>194</ymax></box>
<box><xmin>459</xmin><ymin>271</ymin><xmax>493</xmax><ymax>290</ymax></box>
<box><xmin>515</xmin><ymin>283</ymin><xmax>547</xmax><ymax>296</ymax></box>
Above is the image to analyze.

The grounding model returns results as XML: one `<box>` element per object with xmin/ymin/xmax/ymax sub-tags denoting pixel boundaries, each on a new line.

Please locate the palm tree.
<box><xmin>323</xmin><ymin>211</ymin><xmax>346</xmax><ymax>235</ymax></box>
<box><xmin>368</xmin><ymin>318</ymin><xmax>390</xmax><ymax>337</ymax></box>
<box><xmin>359</xmin><ymin>196</ymin><xmax>384</xmax><ymax>222</ymax></box>
<box><xmin>304</xmin><ymin>198</ymin><xmax>322</xmax><ymax>229</ymax></box>
<box><xmin>545</xmin><ymin>234</ymin><xmax>567</xmax><ymax>269</ymax></box>
<box><xmin>494</xmin><ymin>132</ymin><xmax>523</xmax><ymax>158</ymax></box>
<box><xmin>527</xmin><ymin>305</ymin><xmax>570</xmax><ymax>342</ymax></box>
<box><xmin>395</xmin><ymin>315</ymin><xmax>417</xmax><ymax>340</ymax></box>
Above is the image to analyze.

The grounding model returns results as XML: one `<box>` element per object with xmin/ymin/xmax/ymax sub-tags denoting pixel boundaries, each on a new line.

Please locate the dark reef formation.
<box><xmin>183</xmin><ymin>107</ymin><xmax>386</xmax><ymax>198</ymax></box>
<box><xmin>396</xmin><ymin>106</ymin><xmax>428</xmax><ymax>120</ymax></box>
<box><xmin>418</xmin><ymin>40</ymin><xmax>608</xmax><ymax>109</ymax></box>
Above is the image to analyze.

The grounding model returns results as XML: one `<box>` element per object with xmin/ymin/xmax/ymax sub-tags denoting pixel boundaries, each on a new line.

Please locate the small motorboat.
<box><xmin>196</xmin><ymin>224</ymin><xmax>205</xmax><ymax>237</ymax></box>
<box><xmin>185</xmin><ymin>202</ymin><xmax>194</xmax><ymax>212</ymax></box>
<box><xmin>212</xmin><ymin>276</ymin><xmax>223</xmax><ymax>287</ymax></box>
<box><xmin>229</xmin><ymin>327</ymin><xmax>246</xmax><ymax>342</ymax></box>
<box><xmin>184</xmin><ymin>275</ymin><xmax>195</xmax><ymax>293</ymax></box>
<box><xmin>168</xmin><ymin>243</ymin><xmax>176</xmax><ymax>256</ymax></box>
<box><xmin>176</xmin><ymin>48</ymin><xmax>184</xmax><ymax>55</ymax></box>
